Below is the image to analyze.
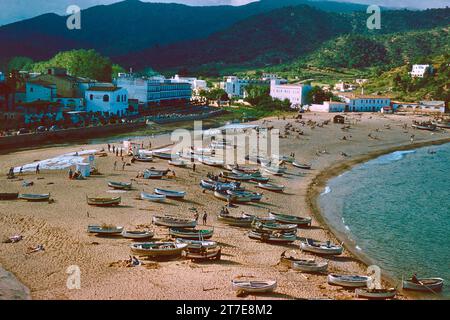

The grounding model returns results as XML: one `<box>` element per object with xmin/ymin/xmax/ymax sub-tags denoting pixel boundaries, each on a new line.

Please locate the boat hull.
<box><xmin>152</xmin><ymin>216</ymin><xmax>197</xmax><ymax>228</ymax></box>
<box><xmin>327</xmin><ymin>274</ymin><xmax>369</xmax><ymax>288</ymax></box>
<box><xmin>402</xmin><ymin>278</ymin><xmax>444</xmax><ymax>292</ymax></box>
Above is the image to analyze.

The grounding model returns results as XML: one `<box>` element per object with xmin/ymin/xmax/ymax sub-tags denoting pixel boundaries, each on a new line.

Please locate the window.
<box><xmin>30</xmin><ymin>87</ymin><xmax>34</xmax><ymax>92</ymax></box>
<box><xmin>90</xmin><ymin>94</ymin><xmax>93</xmax><ymax>100</ymax></box>
<box><xmin>117</xmin><ymin>95</ymin><xmax>120</xmax><ymax>102</ymax></box>
<box><xmin>103</xmin><ymin>95</ymin><xmax>109</xmax><ymax>102</ymax></box>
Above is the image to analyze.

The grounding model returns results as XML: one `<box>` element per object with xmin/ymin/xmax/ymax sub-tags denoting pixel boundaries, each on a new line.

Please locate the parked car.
<box><xmin>17</xmin><ymin>128</ymin><xmax>30</xmax><ymax>135</ymax></box>
<box><xmin>36</xmin><ymin>126</ymin><xmax>47</xmax><ymax>133</ymax></box>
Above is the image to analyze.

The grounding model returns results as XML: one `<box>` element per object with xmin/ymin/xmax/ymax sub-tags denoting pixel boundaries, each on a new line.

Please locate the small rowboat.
<box><xmin>141</xmin><ymin>192</ymin><xmax>166</xmax><ymax>203</ymax></box>
<box><xmin>180</xmin><ymin>240</ymin><xmax>221</xmax><ymax>260</ymax></box>
<box><xmin>300</xmin><ymin>238</ymin><xmax>343</xmax><ymax>255</ymax></box>
<box><xmin>169</xmin><ymin>228</ymin><xmax>214</xmax><ymax>240</ymax></box>
<box><xmin>108</xmin><ymin>181</ymin><xmax>132</xmax><ymax>190</ymax></box>
<box><xmin>327</xmin><ymin>274</ymin><xmax>370</xmax><ymax>288</ymax></box>
<box><xmin>412</xmin><ymin>124</ymin><xmax>437</xmax><ymax>131</ymax></box>
<box><xmin>0</xmin><ymin>192</ymin><xmax>19</xmax><ymax>200</ymax></box>
<box><xmin>402</xmin><ymin>277</ymin><xmax>444</xmax><ymax>292</ymax></box>
<box><xmin>152</xmin><ymin>152</ymin><xmax>174</xmax><ymax>160</ymax></box>
<box><xmin>133</xmin><ymin>155</ymin><xmax>153</xmax><ymax>162</ymax></box>
<box><xmin>252</xmin><ymin>221</ymin><xmax>297</xmax><ymax>233</ymax></box>
<box><xmin>217</xmin><ymin>213</ymin><xmax>253</xmax><ymax>227</ymax></box>
<box><xmin>214</xmin><ymin>190</ymin><xmax>252</xmax><ymax>203</ymax></box>
<box><xmin>355</xmin><ymin>288</ymin><xmax>397</xmax><ymax>300</ymax></box>
<box><xmin>232</xmin><ymin>280</ymin><xmax>277</xmax><ymax>293</ymax></box>
<box><xmin>200</xmin><ymin>179</ymin><xmax>242</xmax><ymax>191</ymax></box>
<box><xmin>154</xmin><ymin>188</ymin><xmax>186</xmax><ymax>199</ymax></box>
<box><xmin>168</xmin><ymin>159</ymin><xmax>188</xmax><ymax>167</ymax></box>
<box><xmin>143</xmin><ymin>170</ymin><xmax>164</xmax><ymax>179</ymax></box>
<box><xmin>230</xmin><ymin>166</ymin><xmax>260</xmax><ymax>175</ymax></box>
<box><xmin>18</xmin><ymin>193</ymin><xmax>50</xmax><ymax>202</ymax></box>
<box><xmin>87</xmin><ymin>225</ymin><xmax>123</xmax><ymax>235</ymax></box>
<box><xmin>198</xmin><ymin>157</ymin><xmax>224</xmax><ymax>167</ymax></box>
<box><xmin>86</xmin><ymin>196</ymin><xmax>121</xmax><ymax>206</ymax></box>
<box><xmin>257</xmin><ymin>183</ymin><xmax>285</xmax><ymax>192</ymax></box>
<box><xmin>269</xmin><ymin>212</ymin><xmax>312</xmax><ymax>227</ymax></box>
<box><xmin>248</xmin><ymin>230</ymin><xmax>297</xmax><ymax>243</ymax></box>
<box><xmin>152</xmin><ymin>215</ymin><xmax>197</xmax><ymax>228</ymax></box>
<box><xmin>292</xmin><ymin>162</ymin><xmax>312</xmax><ymax>170</ymax></box>
<box><xmin>292</xmin><ymin>260</ymin><xmax>328</xmax><ymax>273</ymax></box>
<box><xmin>122</xmin><ymin>230</ymin><xmax>154</xmax><ymax>239</ymax></box>
<box><xmin>220</xmin><ymin>171</ymin><xmax>252</xmax><ymax>181</ymax></box>
<box><xmin>130</xmin><ymin>242</ymin><xmax>187</xmax><ymax>257</ymax></box>
<box><xmin>227</xmin><ymin>190</ymin><xmax>263</xmax><ymax>202</ymax></box>
<box><xmin>242</xmin><ymin>214</ymin><xmax>275</xmax><ymax>223</ymax></box>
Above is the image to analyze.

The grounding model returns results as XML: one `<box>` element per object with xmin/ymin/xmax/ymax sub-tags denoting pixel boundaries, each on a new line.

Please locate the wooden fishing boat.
<box><xmin>0</xmin><ymin>192</ymin><xmax>19</xmax><ymax>200</ymax></box>
<box><xmin>152</xmin><ymin>215</ymin><xmax>197</xmax><ymax>228</ymax></box>
<box><xmin>300</xmin><ymin>238</ymin><xmax>343</xmax><ymax>255</ymax></box>
<box><xmin>269</xmin><ymin>212</ymin><xmax>312</xmax><ymax>227</ymax></box>
<box><xmin>18</xmin><ymin>193</ymin><xmax>50</xmax><ymax>202</ymax></box>
<box><xmin>242</xmin><ymin>214</ymin><xmax>275</xmax><ymax>223</ymax></box>
<box><xmin>248</xmin><ymin>230</ymin><xmax>296</xmax><ymax>243</ymax></box>
<box><xmin>200</xmin><ymin>179</ymin><xmax>242</xmax><ymax>191</ymax></box>
<box><xmin>327</xmin><ymin>274</ymin><xmax>369</xmax><ymax>288</ymax></box>
<box><xmin>232</xmin><ymin>280</ymin><xmax>277</xmax><ymax>293</ymax></box>
<box><xmin>402</xmin><ymin>277</ymin><xmax>444</xmax><ymax>292</ymax></box>
<box><xmin>257</xmin><ymin>183</ymin><xmax>285</xmax><ymax>192</ymax></box>
<box><xmin>168</xmin><ymin>159</ymin><xmax>188</xmax><ymax>167</ymax></box>
<box><xmin>108</xmin><ymin>181</ymin><xmax>132</xmax><ymax>190</ymax></box>
<box><xmin>198</xmin><ymin>156</ymin><xmax>224</xmax><ymax>167</ymax></box>
<box><xmin>252</xmin><ymin>221</ymin><xmax>297</xmax><ymax>233</ymax></box>
<box><xmin>292</xmin><ymin>161</ymin><xmax>312</xmax><ymax>170</ymax></box>
<box><xmin>140</xmin><ymin>192</ymin><xmax>166</xmax><ymax>203</ymax></box>
<box><xmin>220</xmin><ymin>171</ymin><xmax>253</xmax><ymax>181</ymax></box>
<box><xmin>179</xmin><ymin>239</ymin><xmax>221</xmax><ymax>260</ymax></box>
<box><xmin>292</xmin><ymin>260</ymin><xmax>328</xmax><ymax>273</ymax></box>
<box><xmin>152</xmin><ymin>151</ymin><xmax>174</xmax><ymax>160</ymax></box>
<box><xmin>87</xmin><ymin>225</ymin><xmax>123</xmax><ymax>235</ymax></box>
<box><xmin>130</xmin><ymin>242</ymin><xmax>187</xmax><ymax>257</ymax></box>
<box><xmin>355</xmin><ymin>288</ymin><xmax>397</xmax><ymax>300</ymax></box>
<box><xmin>169</xmin><ymin>228</ymin><xmax>214</xmax><ymax>240</ymax></box>
<box><xmin>217</xmin><ymin>213</ymin><xmax>253</xmax><ymax>227</ymax></box>
<box><xmin>133</xmin><ymin>155</ymin><xmax>153</xmax><ymax>162</ymax></box>
<box><xmin>121</xmin><ymin>230</ymin><xmax>154</xmax><ymax>239</ymax></box>
<box><xmin>86</xmin><ymin>196</ymin><xmax>121</xmax><ymax>206</ymax></box>
<box><xmin>214</xmin><ymin>190</ymin><xmax>252</xmax><ymax>203</ymax></box>
<box><xmin>154</xmin><ymin>188</ymin><xmax>186</xmax><ymax>199</ymax></box>
<box><xmin>227</xmin><ymin>190</ymin><xmax>263</xmax><ymax>202</ymax></box>
<box><xmin>143</xmin><ymin>170</ymin><xmax>164</xmax><ymax>179</ymax></box>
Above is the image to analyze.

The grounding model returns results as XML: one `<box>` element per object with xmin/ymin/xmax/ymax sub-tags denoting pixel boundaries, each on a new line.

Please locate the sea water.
<box><xmin>320</xmin><ymin>143</ymin><xmax>450</xmax><ymax>298</ymax></box>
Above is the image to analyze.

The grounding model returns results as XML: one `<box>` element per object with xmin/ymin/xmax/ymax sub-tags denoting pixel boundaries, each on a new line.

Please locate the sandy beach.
<box><xmin>1</xmin><ymin>112</ymin><xmax>449</xmax><ymax>300</ymax></box>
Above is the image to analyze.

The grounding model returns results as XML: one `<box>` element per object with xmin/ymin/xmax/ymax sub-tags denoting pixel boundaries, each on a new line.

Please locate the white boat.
<box><xmin>87</xmin><ymin>225</ymin><xmax>123</xmax><ymax>235</ymax></box>
<box><xmin>355</xmin><ymin>288</ymin><xmax>397</xmax><ymax>300</ymax></box>
<box><xmin>108</xmin><ymin>181</ymin><xmax>132</xmax><ymax>190</ymax></box>
<box><xmin>130</xmin><ymin>242</ymin><xmax>187</xmax><ymax>257</ymax></box>
<box><xmin>152</xmin><ymin>215</ymin><xmax>197</xmax><ymax>228</ymax></box>
<box><xmin>257</xmin><ymin>183</ymin><xmax>285</xmax><ymax>192</ymax></box>
<box><xmin>217</xmin><ymin>213</ymin><xmax>254</xmax><ymax>227</ymax></box>
<box><xmin>269</xmin><ymin>212</ymin><xmax>312</xmax><ymax>227</ymax></box>
<box><xmin>242</xmin><ymin>214</ymin><xmax>275</xmax><ymax>223</ymax></box>
<box><xmin>141</xmin><ymin>192</ymin><xmax>166</xmax><ymax>203</ymax></box>
<box><xmin>169</xmin><ymin>228</ymin><xmax>214</xmax><ymax>240</ymax></box>
<box><xmin>292</xmin><ymin>260</ymin><xmax>328</xmax><ymax>273</ymax></box>
<box><xmin>152</xmin><ymin>151</ymin><xmax>174</xmax><ymax>160</ymax></box>
<box><xmin>402</xmin><ymin>277</ymin><xmax>444</xmax><ymax>292</ymax></box>
<box><xmin>121</xmin><ymin>230</ymin><xmax>154</xmax><ymax>239</ymax></box>
<box><xmin>300</xmin><ymin>238</ymin><xmax>343</xmax><ymax>255</ymax></box>
<box><xmin>248</xmin><ymin>231</ymin><xmax>296</xmax><ymax>243</ymax></box>
<box><xmin>252</xmin><ymin>221</ymin><xmax>297</xmax><ymax>233</ymax></box>
<box><xmin>292</xmin><ymin>162</ymin><xmax>312</xmax><ymax>170</ymax></box>
<box><xmin>168</xmin><ymin>159</ymin><xmax>188</xmax><ymax>167</ymax></box>
<box><xmin>214</xmin><ymin>190</ymin><xmax>252</xmax><ymax>203</ymax></box>
<box><xmin>220</xmin><ymin>171</ymin><xmax>253</xmax><ymax>181</ymax></box>
<box><xmin>18</xmin><ymin>193</ymin><xmax>51</xmax><ymax>201</ymax></box>
<box><xmin>143</xmin><ymin>170</ymin><xmax>164</xmax><ymax>179</ymax></box>
<box><xmin>227</xmin><ymin>190</ymin><xmax>263</xmax><ymax>202</ymax></box>
<box><xmin>232</xmin><ymin>280</ymin><xmax>277</xmax><ymax>293</ymax></box>
<box><xmin>262</xmin><ymin>167</ymin><xmax>285</xmax><ymax>176</ymax></box>
<box><xmin>154</xmin><ymin>188</ymin><xmax>186</xmax><ymax>199</ymax></box>
<box><xmin>176</xmin><ymin>239</ymin><xmax>221</xmax><ymax>260</ymax></box>
<box><xmin>327</xmin><ymin>274</ymin><xmax>370</xmax><ymax>288</ymax></box>
<box><xmin>198</xmin><ymin>156</ymin><xmax>224</xmax><ymax>167</ymax></box>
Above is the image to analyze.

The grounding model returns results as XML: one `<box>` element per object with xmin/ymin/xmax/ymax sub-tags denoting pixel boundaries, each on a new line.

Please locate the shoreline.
<box><xmin>306</xmin><ymin>137</ymin><xmax>450</xmax><ymax>298</ymax></box>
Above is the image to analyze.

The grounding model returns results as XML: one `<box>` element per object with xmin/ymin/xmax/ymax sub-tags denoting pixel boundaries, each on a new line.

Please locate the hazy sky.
<box><xmin>0</xmin><ymin>0</ymin><xmax>448</xmax><ymax>25</ymax></box>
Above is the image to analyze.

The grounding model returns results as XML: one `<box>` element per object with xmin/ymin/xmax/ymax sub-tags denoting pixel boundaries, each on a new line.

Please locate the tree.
<box><xmin>307</xmin><ymin>86</ymin><xmax>337</xmax><ymax>104</ymax></box>
<box><xmin>7</xmin><ymin>56</ymin><xmax>34</xmax><ymax>72</ymax></box>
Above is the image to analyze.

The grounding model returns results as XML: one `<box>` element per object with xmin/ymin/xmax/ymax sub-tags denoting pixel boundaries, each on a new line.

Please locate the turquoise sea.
<box><xmin>320</xmin><ymin>143</ymin><xmax>450</xmax><ymax>298</ymax></box>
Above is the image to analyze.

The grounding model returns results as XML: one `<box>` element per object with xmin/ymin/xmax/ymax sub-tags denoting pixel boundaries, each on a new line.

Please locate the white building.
<box><xmin>309</xmin><ymin>101</ymin><xmax>347</xmax><ymax>113</ymax></box>
<box><xmin>270</xmin><ymin>79</ymin><xmax>312</xmax><ymax>107</ymax></box>
<box><xmin>115</xmin><ymin>73</ymin><xmax>192</xmax><ymax>106</ymax></box>
<box><xmin>172</xmin><ymin>74</ymin><xmax>207</xmax><ymax>93</ymax></box>
<box><xmin>340</xmin><ymin>94</ymin><xmax>391</xmax><ymax>112</ymax></box>
<box><xmin>25</xmin><ymin>80</ymin><xmax>57</xmax><ymax>102</ymax></box>
<box><xmin>409</xmin><ymin>64</ymin><xmax>433</xmax><ymax>78</ymax></box>
<box><xmin>85</xmin><ymin>86</ymin><xmax>129</xmax><ymax>116</ymax></box>
<box><xmin>220</xmin><ymin>76</ymin><xmax>267</xmax><ymax>98</ymax></box>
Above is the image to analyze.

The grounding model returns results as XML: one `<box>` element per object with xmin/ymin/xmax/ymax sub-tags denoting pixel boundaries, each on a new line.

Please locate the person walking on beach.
<box><xmin>192</xmin><ymin>163</ymin><xmax>196</xmax><ymax>172</ymax></box>
<box><xmin>202</xmin><ymin>212</ymin><xmax>208</xmax><ymax>225</ymax></box>
<box><xmin>113</xmin><ymin>161</ymin><xmax>117</xmax><ymax>171</ymax></box>
<box><xmin>68</xmin><ymin>168</ymin><xmax>73</xmax><ymax>180</ymax></box>
<box><xmin>194</xmin><ymin>212</ymin><xmax>199</xmax><ymax>223</ymax></box>
<box><xmin>120</xmin><ymin>149</ymin><xmax>123</xmax><ymax>157</ymax></box>
<box><xmin>108</xmin><ymin>144</ymin><xmax>111</xmax><ymax>152</ymax></box>
<box><xmin>19</xmin><ymin>167</ymin><xmax>23</xmax><ymax>175</ymax></box>
<box><xmin>410</xmin><ymin>134</ymin><xmax>415</xmax><ymax>144</ymax></box>
<box><xmin>122</xmin><ymin>162</ymin><xmax>126</xmax><ymax>171</ymax></box>
<box><xmin>112</xmin><ymin>145</ymin><xmax>115</xmax><ymax>154</ymax></box>
<box><xmin>116</xmin><ymin>149</ymin><xmax>119</xmax><ymax>157</ymax></box>
<box><xmin>36</xmin><ymin>164</ymin><xmax>40</xmax><ymax>174</ymax></box>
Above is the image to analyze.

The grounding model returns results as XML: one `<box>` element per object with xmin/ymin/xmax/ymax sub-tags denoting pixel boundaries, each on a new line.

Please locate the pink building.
<box><xmin>270</xmin><ymin>79</ymin><xmax>311</xmax><ymax>107</ymax></box>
